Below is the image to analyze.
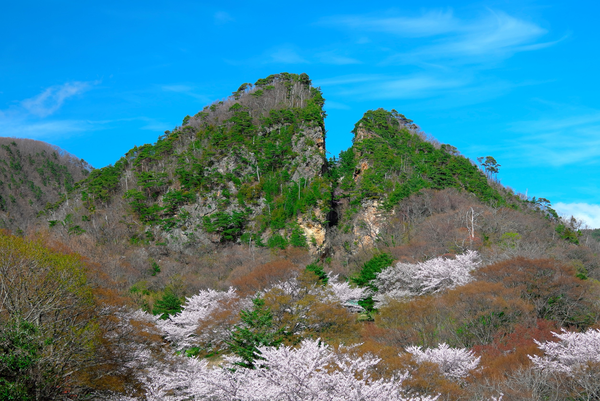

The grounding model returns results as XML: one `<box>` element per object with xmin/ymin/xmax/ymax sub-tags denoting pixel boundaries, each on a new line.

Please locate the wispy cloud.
<box><xmin>311</xmin><ymin>8</ymin><xmax>559</xmax><ymax>106</ymax></box>
<box><xmin>554</xmin><ymin>202</ymin><xmax>600</xmax><ymax>229</ymax></box>
<box><xmin>160</xmin><ymin>84</ymin><xmax>211</xmax><ymax>102</ymax></box>
<box><xmin>387</xmin><ymin>11</ymin><xmax>550</xmax><ymax>65</ymax></box>
<box><xmin>318</xmin><ymin>73</ymin><xmax>467</xmax><ymax>100</ymax></box>
<box><xmin>316</xmin><ymin>51</ymin><xmax>361</xmax><ymax>65</ymax></box>
<box><xmin>323</xmin><ymin>9</ymin><xmax>556</xmax><ymax>66</ymax></box>
<box><xmin>21</xmin><ymin>81</ymin><xmax>97</xmax><ymax>117</ymax></box>
<box><xmin>510</xmin><ymin>109</ymin><xmax>600</xmax><ymax>167</ymax></box>
<box><xmin>0</xmin><ymin>117</ymin><xmax>94</xmax><ymax>139</ymax></box>
<box><xmin>0</xmin><ymin>81</ymin><xmax>101</xmax><ymax>140</ymax></box>
<box><xmin>321</xmin><ymin>9</ymin><xmax>458</xmax><ymax>38</ymax></box>
<box><xmin>268</xmin><ymin>46</ymin><xmax>309</xmax><ymax>64</ymax></box>
<box><xmin>315</xmin><ymin>74</ymin><xmax>383</xmax><ymax>87</ymax></box>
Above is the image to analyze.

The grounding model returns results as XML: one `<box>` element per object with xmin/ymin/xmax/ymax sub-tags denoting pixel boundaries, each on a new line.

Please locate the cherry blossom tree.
<box><xmin>268</xmin><ymin>273</ymin><xmax>368</xmax><ymax>311</ymax></box>
<box><xmin>157</xmin><ymin>288</ymin><xmax>250</xmax><ymax>350</ymax></box>
<box><xmin>142</xmin><ymin>339</ymin><xmax>438</xmax><ymax>401</ymax></box>
<box><xmin>326</xmin><ymin>274</ymin><xmax>368</xmax><ymax>312</ymax></box>
<box><xmin>405</xmin><ymin>343</ymin><xmax>481</xmax><ymax>381</ymax></box>
<box><xmin>373</xmin><ymin>251</ymin><xmax>480</xmax><ymax>305</ymax></box>
<box><xmin>529</xmin><ymin>328</ymin><xmax>600</xmax><ymax>375</ymax></box>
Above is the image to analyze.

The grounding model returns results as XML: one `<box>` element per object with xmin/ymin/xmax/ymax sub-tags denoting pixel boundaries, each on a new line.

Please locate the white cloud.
<box><xmin>510</xmin><ymin>109</ymin><xmax>600</xmax><ymax>167</ymax></box>
<box><xmin>315</xmin><ymin>74</ymin><xmax>382</xmax><ymax>87</ymax></box>
<box><xmin>161</xmin><ymin>84</ymin><xmax>194</xmax><ymax>93</ymax></box>
<box><xmin>268</xmin><ymin>47</ymin><xmax>309</xmax><ymax>64</ymax></box>
<box><xmin>324</xmin><ymin>74</ymin><xmax>466</xmax><ymax>100</ymax></box>
<box><xmin>324</xmin><ymin>9</ymin><xmax>554</xmax><ymax>66</ymax></box>
<box><xmin>21</xmin><ymin>81</ymin><xmax>96</xmax><ymax>117</ymax></box>
<box><xmin>322</xmin><ymin>9</ymin><xmax>458</xmax><ymax>38</ymax></box>
<box><xmin>386</xmin><ymin>11</ymin><xmax>549</xmax><ymax>65</ymax></box>
<box><xmin>0</xmin><ymin>117</ymin><xmax>92</xmax><ymax>140</ymax></box>
<box><xmin>316</xmin><ymin>52</ymin><xmax>361</xmax><ymax>65</ymax></box>
<box><xmin>160</xmin><ymin>84</ymin><xmax>211</xmax><ymax>102</ymax></box>
<box><xmin>554</xmin><ymin>202</ymin><xmax>600</xmax><ymax>229</ymax></box>
<box><xmin>441</xmin><ymin>11</ymin><xmax>546</xmax><ymax>56</ymax></box>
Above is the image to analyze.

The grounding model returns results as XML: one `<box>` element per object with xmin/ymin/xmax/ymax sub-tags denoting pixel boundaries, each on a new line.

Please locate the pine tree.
<box><xmin>227</xmin><ymin>298</ymin><xmax>285</xmax><ymax>368</ymax></box>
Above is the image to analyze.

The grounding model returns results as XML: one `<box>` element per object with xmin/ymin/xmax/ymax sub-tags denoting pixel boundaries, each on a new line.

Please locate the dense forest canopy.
<box><xmin>1</xmin><ymin>73</ymin><xmax>600</xmax><ymax>400</ymax></box>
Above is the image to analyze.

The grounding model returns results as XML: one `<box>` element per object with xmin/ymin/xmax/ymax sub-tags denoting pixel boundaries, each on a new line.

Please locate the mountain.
<box><xmin>326</xmin><ymin>108</ymin><xmax>506</xmax><ymax>254</ymax></box>
<box><xmin>21</xmin><ymin>73</ymin><xmax>593</xmax><ymax>285</ymax></box>
<box><xmin>0</xmin><ymin>138</ymin><xmax>92</xmax><ymax>233</ymax></box>
<box><xmin>3</xmin><ymin>73</ymin><xmax>600</xmax><ymax>401</ymax></box>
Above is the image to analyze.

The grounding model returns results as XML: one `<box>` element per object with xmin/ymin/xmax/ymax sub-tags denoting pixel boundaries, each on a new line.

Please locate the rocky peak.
<box><xmin>47</xmin><ymin>73</ymin><xmax>331</xmax><ymax>256</ymax></box>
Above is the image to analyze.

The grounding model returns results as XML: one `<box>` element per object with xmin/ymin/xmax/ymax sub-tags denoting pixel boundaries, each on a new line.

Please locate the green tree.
<box><xmin>305</xmin><ymin>263</ymin><xmax>328</xmax><ymax>285</ymax></box>
<box><xmin>477</xmin><ymin>156</ymin><xmax>501</xmax><ymax>181</ymax></box>
<box><xmin>0</xmin><ymin>232</ymin><xmax>98</xmax><ymax>399</ymax></box>
<box><xmin>0</xmin><ymin>318</ymin><xmax>45</xmax><ymax>401</ymax></box>
<box><xmin>227</xmin><ymin>298</ymin><xmax>285</xmax><ymax>369</ymax></box>
<box><xmin>351</xmin><ymin>253</ymin><xmax>394</xmax><ymax>312</ymax></box>
<box><xmin>153</xmin><ymin>291</ymin><xmax>183</xmax><ymax>320</ymax></box>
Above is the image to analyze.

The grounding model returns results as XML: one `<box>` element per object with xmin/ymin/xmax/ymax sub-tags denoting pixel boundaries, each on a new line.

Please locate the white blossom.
<box><xmin>405</xmin><ymin>343</ymin><xmax>481</xmax><ymax>380</ymax></box>
<box><xmin>529</xmin><ymin>328</ymin><xmax>600</xmax><ymax>375</ymax></box>
<box><xmin>326</xmin><ymin>274</ymin><xmax>368</xmax><ymax>312</ymax></box>
<box><xmin>373</xmin><ymin>250</ymin><xmax>480</xmax><ymax>305</ymax></box>
<box><xmin>143</xmin><ymin>339</ymin><xmax>437</xmax><ymax>401</ymax></box>
<box><xmin>268</xmin><ymin>274</ymin><xmax>368</xmax><ymax>312</ymax></box>
<box><xmin>157</xmin><ymin>287</ymin><xmax>250</xmax><ymax>350</ymax></box>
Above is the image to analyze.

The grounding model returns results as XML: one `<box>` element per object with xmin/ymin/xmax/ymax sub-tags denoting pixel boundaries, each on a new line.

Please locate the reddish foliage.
<box><xmin>229</xmin><ymin>259</ymin><xmax>301</xmax><ymax>296</ymax></box>
<box><xmin>476</xmin><ymin>257</ymin><xmax>600</xmax><ymax>327</ymax></box>
<box><xmin>473</xmin><ymin>319</ymin><xmax>559</xmax><ymax>380</ymax></box>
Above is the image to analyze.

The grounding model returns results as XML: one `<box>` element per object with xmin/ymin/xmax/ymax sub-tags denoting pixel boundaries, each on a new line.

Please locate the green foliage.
<box><xmin>0</xmin><ymin>318</ymin><xmax>46</xmax><ymax>401</ymax></box>
<box><xmin>305</xmin><ymin>263</ymin><xmax>328</xmax><ymax>285</ymax></box>
<box><xmin>162</xmin><ymin>190</ymin><xmax>195</xmax><ymax>216</ymax></box>
<box><xmin>72</xmin><ymin>73</ymin><xmax>328</xmax><ymax>243</ymax></box>
<box><xmin>135</xmin><ymin>171</ymin><xmax>169</xmax><ymax>195</ymax></box>
<box><xmin>124</xmin><ymin>189</ymin><xmax>161</xmax><ymax>224</ymax></box>
<box><xmin>352</xmin><ymin>253</ymin><xmax>394</xmax><ymax>288</ymax></box>
<box><xmin>83</xmin><ymin>162</ymin><xmax>124</xmax><ymax>203</ymax></box>
<box><xmin>332</xmin><ymin>109</ymin><xmax>505</xmax><ymax>209</ymax></box>
<box><xmin>227</xmin><ymin>298</ymin><xmax>285</xmax><ymax>369</ymax></box>
<box><xmin>267</xmin><ymin>233</ymin><xmax>288</xmax><ymax>250</ymax></box>
<box><xmin>351</xmin><ymin>253</ymin><xmax>394</xmax><ymax>312</ymax></box>
<box><xmin>131</xmin><ymin>132</ymin><xmax>179</xmax><ymax>167</ymax></box>
<box><xmin>500</xmin><ymin>232</ymin><xmax>522</xmax><ymax>249</ymax></box>
<box><xmin>150</xmin><ymin>260</ymin><xmax>161</xmax><ymax>276</ymax></box>
<box><xmin>290</xmin><ymin>225</ymin><xmax>308</xmax><ymax>248</ymax></box>
<box><xmin>0</xmin><ymin>232</ymin><xmax>97</xmax><ymax>399</ymax></box>
<box><xmin>153</xmin><ymin>291</ymin><xmax>183</xmax><ymax>320</ymax></box>
<box><xmin>555</xmin><ymin>224</ymin><xmax>580</xmax><ymax>244</ymax></box>
<box><xmin>203</xmin><ymin>210</ymin><xmax>250</xmax><ymax>242</ymax></box>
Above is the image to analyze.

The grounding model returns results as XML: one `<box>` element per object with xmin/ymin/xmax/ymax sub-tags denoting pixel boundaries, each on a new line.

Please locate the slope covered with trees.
<box><xmin>47</xmin><ymin>73</ymin><xmax>329</xmax><ymax>253</ymax></box>
<box><xmin>2</xmin><ymin>73</ymin><xmax>600</xmax><ymax>400</ymax></box>
<box><xmin>0</xmin><ymin>138</ymin><xmax>91</xmax><ymax>233</ymax></box>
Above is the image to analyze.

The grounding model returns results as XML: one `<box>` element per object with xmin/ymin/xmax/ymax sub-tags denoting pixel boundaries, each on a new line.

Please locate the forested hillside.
<box><xmin>0</xmin><ymin>138</ymin><xmax>91</xmax><ymax>233</ymax></box>
<box><xmin>2</xmin><ymin>73</ymin><xmax>600</xmax><ymax>400</ymax></box>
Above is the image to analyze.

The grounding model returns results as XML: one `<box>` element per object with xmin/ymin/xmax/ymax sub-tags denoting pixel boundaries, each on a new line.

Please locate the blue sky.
<box><xmin>2</xmin><ymin>1</ymin><xmax>600</xmax><ymax>227</ymax></box>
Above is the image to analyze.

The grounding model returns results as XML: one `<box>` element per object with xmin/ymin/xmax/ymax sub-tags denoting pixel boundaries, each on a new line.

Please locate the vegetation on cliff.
<box><xmin>2</xmin><ymin>73</ymin><xmax>599</xmax><ymax>400</ymax></box>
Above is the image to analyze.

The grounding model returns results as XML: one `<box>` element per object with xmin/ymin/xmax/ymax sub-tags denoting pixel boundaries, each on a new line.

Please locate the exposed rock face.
<box><xmin>297</xmin><ymin>207</ymin><xmax>327</xmax><ymax>253</ymax></box>
<box><xmin>291</xmin><ymin>125</ymin><xmax>326</xmax><ymax>182</ymax></box>
<box><xmin>352</xmin><ymin>199</ymin><xmax>385</xmax><ymax>249</ymax></box>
